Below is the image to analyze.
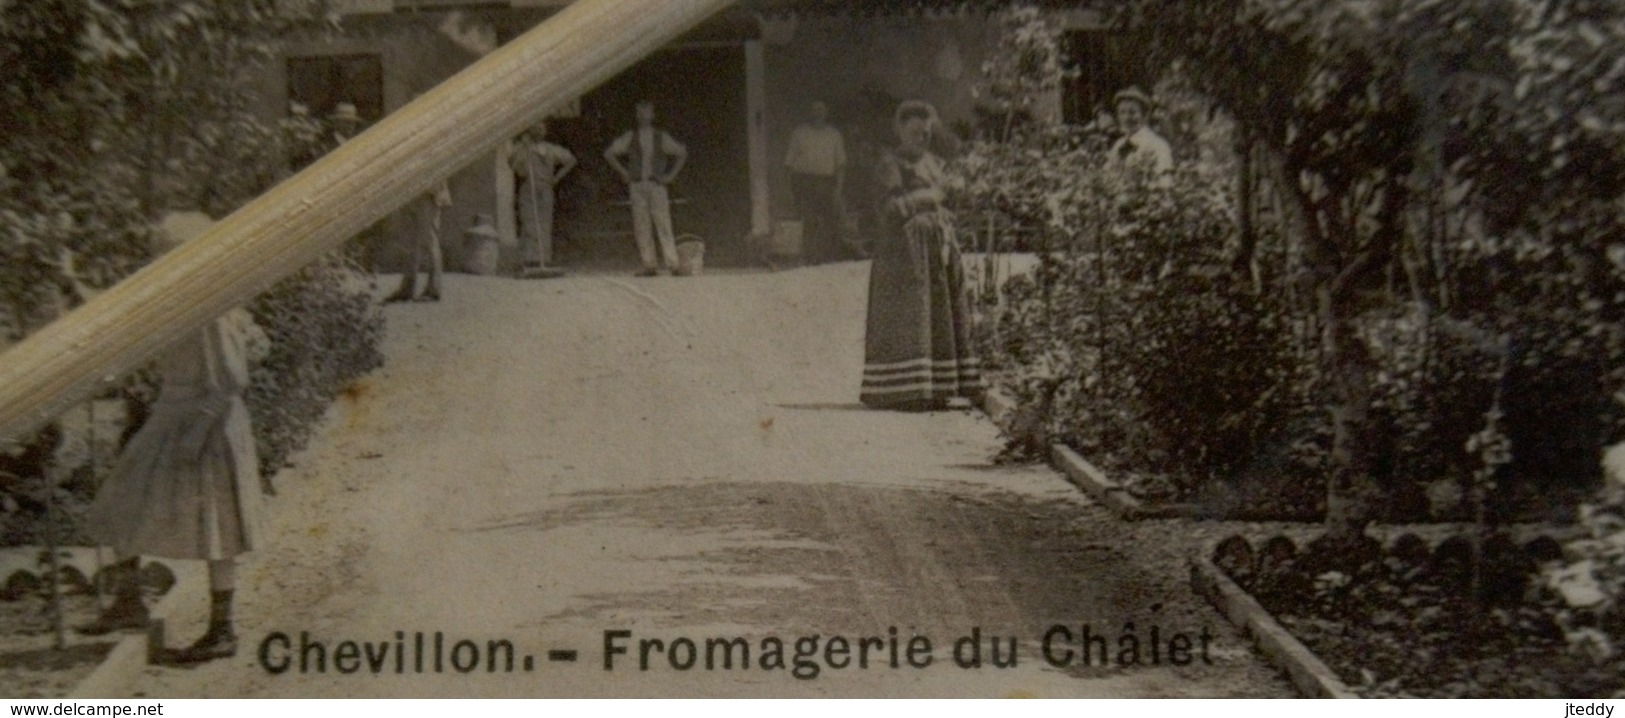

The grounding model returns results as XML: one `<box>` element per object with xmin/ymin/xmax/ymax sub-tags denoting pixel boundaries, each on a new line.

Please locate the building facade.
<box><xmin>263</xmin><ymin>0</ymin><xmax>1131</xmax><ymax>271</ymax></box>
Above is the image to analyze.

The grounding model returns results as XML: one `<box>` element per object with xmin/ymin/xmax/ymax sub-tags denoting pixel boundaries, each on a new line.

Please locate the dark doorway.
<box><xmin>548</xmin><ymin>45</ymin><xmax>751</xmax><ymax>268</ymax></box>
<box><xmin>1061</xmin><ymin>30</ymin><xmax>1150</xmax><ymax>126</ymax></box>
<box><xmin>287</xmin><ymin>54</ymin><xmax>385</xmax><ymax>123</ymax></box>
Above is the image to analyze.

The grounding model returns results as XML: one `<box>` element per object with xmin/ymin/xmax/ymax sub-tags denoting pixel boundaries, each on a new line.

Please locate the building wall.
<box><xmin>263</xmin><ymin>13</ymin><xmax>502</xmax><ymax>273</ymax></box>
<box><xmin>760</xmin><ymin>15</ymin><xmax>1060</xmax><ymax>226</ymax></box>
<box><xmin>257</xmin><ymin>10</ymin><xmax>1065</xmax><ymax>269</ymax></box>
<box><xmin>265</xmin><ymin>10</ymin><xmax>759</xmax><ymax>270</ymax></box>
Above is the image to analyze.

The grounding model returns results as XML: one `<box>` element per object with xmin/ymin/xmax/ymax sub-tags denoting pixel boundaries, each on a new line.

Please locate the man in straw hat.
<box><xmin>328</xmin><ymin>101</ymin><xmax>364</xmax><ymax>149</ymax></box>
<box><xmin>509</xmin><ymin>119</ymin><xmax>576</xmax><ymax>277</ymax></box>
<box><xmin>1108</xmin><ymin>86</ymin><xmax>1173</xmax><ymax>176</ymax></box>
<box><xmin>77</xmin><ymin>212</ymin><xmax>268</xmax><ymax>666</ymax></box>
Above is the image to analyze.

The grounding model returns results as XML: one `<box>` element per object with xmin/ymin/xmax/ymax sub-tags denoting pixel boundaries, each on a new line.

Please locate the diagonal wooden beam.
<box><xmin>0</xmin><ymin>0</ymin><xmax>737</xmax><ymax>447</ymax></box>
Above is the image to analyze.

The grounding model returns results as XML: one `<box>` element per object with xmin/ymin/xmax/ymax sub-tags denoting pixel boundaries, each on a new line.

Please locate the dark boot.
<box><xmin>159</xmin><ymin>591</ymin><xmax>237</xmax><ymax>666</ymax></box>
<box><xmin>76</xmin><ymin>558</ymin><xmax>148</xmax><ymax>636</ymax></box>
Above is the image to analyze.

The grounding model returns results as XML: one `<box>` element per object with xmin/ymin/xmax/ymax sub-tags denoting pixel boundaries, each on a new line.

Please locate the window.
<box><xmin>286</xmin><ymin>54</ymin><xmax>384</xmax><ymax>123</ymax></box>
<box><xmin>1060</xmin><ymin>29</ymin><xmax>1149</xmax><ymax>126</ymax></box>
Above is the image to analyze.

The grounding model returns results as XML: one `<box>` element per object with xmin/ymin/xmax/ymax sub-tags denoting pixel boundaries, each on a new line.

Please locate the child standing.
<box><xmin>78</xmin><ymin>212</ymin><xmax>269</xmax><ymax>666</ymax></box>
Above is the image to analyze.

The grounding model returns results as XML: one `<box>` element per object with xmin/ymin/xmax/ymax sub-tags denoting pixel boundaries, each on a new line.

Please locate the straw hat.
<box><xmin>1112</xmin><ymin>86</ymin><xmax>1155</xmax><ymax>112</ymax></box>
<box><xmin>893</xmin><ymin>99</ymin><xmax>940</xmax><ymax>130</ymax></box>
<box><xmin>330</xmin><ymin>102</ymin><xmax>361</xmax><ymax>124</ymax></box>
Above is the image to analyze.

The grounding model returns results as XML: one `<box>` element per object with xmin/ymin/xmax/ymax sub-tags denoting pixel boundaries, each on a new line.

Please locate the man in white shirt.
<box><xmin>511</xmin><ymin>119</ymin><xmax>577</xmax><ymax>275</ymax></box>
<box><xmin>1108</xmin><ymin>87</ymin><xmax>1173</xmax><ymax>177</ymax></box>
<box><xmin>604</xmin><ymin>100</ymin><xmax>688</xmax><ymax>277</ymax></box>
<box><xmin>784</xmin><ymin>100</ymin><xmax>848</xmax><ymax>263</ymax></box>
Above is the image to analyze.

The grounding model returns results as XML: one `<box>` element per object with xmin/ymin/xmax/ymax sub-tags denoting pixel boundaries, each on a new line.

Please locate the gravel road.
<box><xmin>82</xmin><ymin>263</ymin><xmax>1294</xmax><ymax>698</ymax></box>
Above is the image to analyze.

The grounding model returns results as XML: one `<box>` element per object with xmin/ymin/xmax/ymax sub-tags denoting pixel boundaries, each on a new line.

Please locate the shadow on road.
<box><xmin>0</xmin><ymin>642</ymin><xmax>112</xmax><ymax>671</ymax></box>
<box><xmin>770</xmin><ymin>403</ymin><xmax>871</xmax><ymax>412</ymax></box>
<box><xmin>474</xmin><ymin>480</ymin><xmax>1200</xmax><ymax>680</ymax></box>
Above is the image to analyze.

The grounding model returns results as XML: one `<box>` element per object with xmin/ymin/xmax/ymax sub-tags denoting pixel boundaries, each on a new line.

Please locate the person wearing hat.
<box><xmin>328</xmin><ymin>101</ymin><xmax>363</xmax><ymax>149</ymax></box>
<box><xmin>509</xmin><ymin>119</ymin><xmax>576</xmax><ymax>276</ymax></box>
<box><xmin>77</xmin><ymin>212</ymin><xmax>270</xmax><ymax>666</ymax></box>
<box><xmin>1108</xmin><ymin>87</ymin><xmax>1173</xmax><ymax>176</ymax></box>
<box><xmin>604</xmin><ymin>100</ymin><xmax>688</xmax><ymax>277</ymax></box>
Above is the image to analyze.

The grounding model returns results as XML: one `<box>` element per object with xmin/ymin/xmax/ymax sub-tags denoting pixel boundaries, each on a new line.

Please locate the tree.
<box><xmin>0</xmin><ymin>1</ymin><xmax>382</xmax><ymax>549</ymax></box>
<box><xmin>0</xmin><ymin>1</ymin><xmax>336</xmax><ymax>339</ymax></box>
<box><xmin>1140</xmin><ymin>0</ymin><xmax>1625</xmax><ymax>538</ymax></box>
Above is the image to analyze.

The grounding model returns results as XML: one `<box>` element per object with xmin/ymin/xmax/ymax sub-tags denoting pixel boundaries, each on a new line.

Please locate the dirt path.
<box><xmin>82</xmin><ymin>263</ymin><xmax>1293</xmax><ymax>697</ymax></box>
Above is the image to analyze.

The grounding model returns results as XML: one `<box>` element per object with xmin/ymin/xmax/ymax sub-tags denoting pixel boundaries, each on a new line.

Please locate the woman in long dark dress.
<box><xmin>859</xmin><ymin>100</ymin><xmax>984</xmax><ymax>410</ymax></box>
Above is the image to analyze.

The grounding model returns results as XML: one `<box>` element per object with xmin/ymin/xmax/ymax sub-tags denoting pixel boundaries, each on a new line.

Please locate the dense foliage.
<box><xmin>959</xmin><ymin>2</ymin><xmax>1625</xmax><ymax>530</ymax></box>
<box><xmin>965</xmin><ymin>145</ymin><xmax>1307</xmax><ymax>502</ymax></box>
<box><xmin>1543</xmin><ymin>480</ymin><xmax>1625</xmax><ymax>667</ymax></box>
<box><xmin>1134</xmin><ymin>0</ymin><xmax>1625</xmax><ymax>535</ymax></box>
<box><xmin>0</xmin><ymin>0</ymin><xmax>383</xmax><ymax>545</ymax></box>
<box><xmin>1214</xmin><ymin>529</ymin><xmax>1625</xmax><ymax>697</ymax></box>
<box><xmin>954</xmin><ymin>1</ymin><xmax>1625</xmax><ymax>682</ymax></box>
<box><xmin>247</xmin><ymin>258</ymin><xmax>385</xmax><ymax>484</ymax></box>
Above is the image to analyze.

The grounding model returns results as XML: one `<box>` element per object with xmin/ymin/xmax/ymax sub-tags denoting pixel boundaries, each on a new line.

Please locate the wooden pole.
<box><xmin>0</xmin><ymin>0</ymin><xmax>736</xmax><ymax>447</ymax></box>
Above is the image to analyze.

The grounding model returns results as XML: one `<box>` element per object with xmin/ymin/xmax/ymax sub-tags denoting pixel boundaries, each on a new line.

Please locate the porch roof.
<box><xmin>740</xmin><ymin>0</ymin><xmax>1118</xmax><ymax>16</ymax></box>
<box><xmin>376</xmin><ymin>0</ymin><xmax>1120</xmax><ymax>17</ymax></box>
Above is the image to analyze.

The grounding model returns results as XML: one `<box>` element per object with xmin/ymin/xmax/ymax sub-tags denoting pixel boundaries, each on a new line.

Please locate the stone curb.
<box><xmin>981</xmin><ymin>390</ymin><xmax>1350</xmax><ymax>696</ymax></box>
<box><xmin>1</xmin><ymin>549</ymin><xmax>176</xmax><ymax>598</ymax></box>
<box><xmin>976</xmin><ymin>388</ymin><xmax>1190</xmax><ymax>520</ymax></box>
<box><xmin>69</xmin><ymin>566</ymin><xmax>202</xmax><ymax>698</ymax></box>
<box><xmin>1049</xmin><ymin>444</ymin><xmax>1194</xmax><ymax>520</ymax></box>
<box><xmin>1189</xmin><ymin>555</ymin><xmax>1359</xmax><ymax>699</ymax></box>
<box><xmin>0</xmin><ymin>548</ymin><xmax>187</xmax><ymax>697</ymax></box>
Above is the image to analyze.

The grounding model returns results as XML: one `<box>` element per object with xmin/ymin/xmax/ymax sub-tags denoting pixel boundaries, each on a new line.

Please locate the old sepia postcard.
<box><xmin>2</xmin><ymin>0</ymin><xmax>1623</xmax><ymax>700</ymax></box>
